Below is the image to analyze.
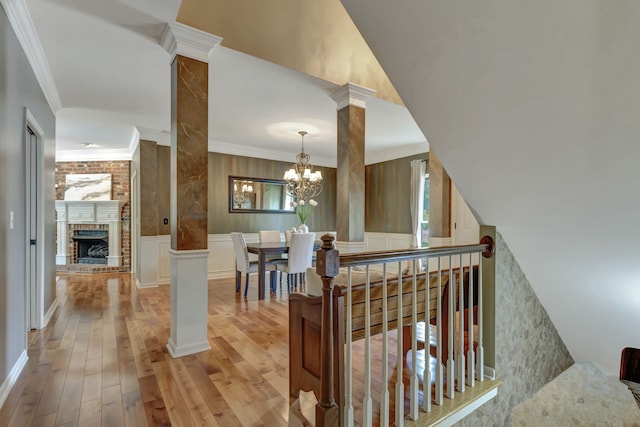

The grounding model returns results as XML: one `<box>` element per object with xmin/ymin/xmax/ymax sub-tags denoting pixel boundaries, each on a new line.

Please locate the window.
<box><xmin>421</xmin><ymin>173</ymin><xmax>429</xmax><ymax>247</ymax></box>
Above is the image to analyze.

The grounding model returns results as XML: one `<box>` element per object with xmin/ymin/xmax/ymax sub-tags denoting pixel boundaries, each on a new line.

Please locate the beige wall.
<box><xmin>177</xmin><ymin>0</ymin><xmax>402</xmax><ymax>105</ymax></box>
<box><xmin>208</xmin><ymin>152</ymin><xmax>336</xmax><ymax>234</ymax></box>
<box><xmin>365</xmin><ymin>153</ymin><xmax>428</xmax><ymax>234</ymax></box>
<box><xmin>140</xmin><ymin>140</ymin><xmax>158</xmax><ymax>236</ymax></box>
<box><xmin>145</xmin><ymin>148</ymin><xmax>338</xmax><ymax>235</ymax></box>
<box><xmin>1</xmin><ymin>6</ymin><xmax>57</xmax><ymax>385</ymax></box>
<box><xmin>146</xmin><ymin>149</ymin><xmax>432</xmax><ymax>236</ymax></box>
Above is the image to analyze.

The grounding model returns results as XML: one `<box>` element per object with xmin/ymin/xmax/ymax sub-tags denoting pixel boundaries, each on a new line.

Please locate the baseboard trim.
<box><xmin>42</xmin><ymin>297</ymin><xmax>59</xmax><ymax>327</ymax></box>
<box><xmin>208</xmin><ymin>270</ymin><xmax>235</xmax><ymax>280</ymax></box>
<box><xmin>166</xmin><ymin>339</ymin><xmax>211</xmax><ymax>358</ymax></box>
<box><xmin>137</xmin><ymin>280</ymin><xmax>159</xmax><ymax>289</ymax></box>
<box><xmin>0</xmin><ymin>350</ymin><xmax>28</xmax><ymax>409</ymax></box>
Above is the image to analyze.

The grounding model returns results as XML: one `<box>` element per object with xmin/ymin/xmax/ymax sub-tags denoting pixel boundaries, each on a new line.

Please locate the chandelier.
<box><xmin>232</xmin><ymin>180</ymin><xmax>254</xmax><ymax>208</ymax></box>
<box><xmin>283</xmin><ymin>130</ymin><xmax>323</xmax><ymax>201</ymax></box>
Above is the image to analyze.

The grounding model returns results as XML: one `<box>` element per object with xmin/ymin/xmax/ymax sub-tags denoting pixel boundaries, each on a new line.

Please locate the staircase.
<box><xmin>512</xmin><ymin>362</ymin><xmax>640</xmax><ymax>426</ymax></box>
<box><xmin>621</xmin><ymin>347</ymin><xmax>640</xmax><ymax>410</ymax></box>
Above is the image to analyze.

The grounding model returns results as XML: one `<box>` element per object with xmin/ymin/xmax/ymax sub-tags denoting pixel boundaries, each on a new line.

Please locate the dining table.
<box><xmin>245</xmin><ymin>240</ymin><xmax>321</xmax><ymax>300</ymax></box>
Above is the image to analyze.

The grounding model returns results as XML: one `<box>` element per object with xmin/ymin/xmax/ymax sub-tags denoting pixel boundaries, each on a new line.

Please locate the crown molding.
<box><xmin>330</xmin><ymin>82</ymin><xmax>376</xmax><ymax>110</ymax></box>
<box><xmin>208</xmin><ymin>140</ymin><xmax>337</xmax><ymax>168</ymax></box>
<box><xmin>1</xmin><ymin>0</ymin><xmax>63</xmax><ymax>113</ymax></box>
<box><xmin>161</xmin><ymin>21</ymin><xmax>222</xmax><ymax>63</ymax></box>
<box><xmin>127</xmin><ymin>127</ymin><xmax>140</xmax><ymax>154</ymax></box>
<box><xmin>55</xmin><ymin>148</ymin><xmax>134</xmax><ymax>162</ymax></box>
<box><xmin>365</xmin><ymin>142</ymin><xmax>429</xmax><ymax>165</ymax></box>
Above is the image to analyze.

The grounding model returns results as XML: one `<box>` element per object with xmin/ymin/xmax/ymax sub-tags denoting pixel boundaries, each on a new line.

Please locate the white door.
<box><xmin>25</xmin><ymin>109</ymin><xmax>46</xmax><ymax>330</ymax></box>
<box><xmin>26</xmin><ymin>125</ymin><xmax>40</xmax><ymax>329</ymax></box>
<box><xmin>452</xmin><ymin>183</ymin><xmax>479</xmax><ymax>246</ymax></box>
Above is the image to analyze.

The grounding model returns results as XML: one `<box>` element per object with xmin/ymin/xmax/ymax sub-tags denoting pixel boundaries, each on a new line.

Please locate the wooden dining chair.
<box><xmin>278</xmin><ymin>232</ymin><xmax>315</xmax><ymax>293</ymax></box>
<box><xmin>230</xmin><ymin>232</ymin><xmax>277</xmax><ymax>297</ymax></box>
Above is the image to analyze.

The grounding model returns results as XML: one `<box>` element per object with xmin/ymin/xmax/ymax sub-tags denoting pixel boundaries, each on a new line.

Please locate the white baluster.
<box><xmin>395</xmin><ymin>262</ymin><xmax>404</xmax><ymax>427</ymax></box>
<box><xmin>410</xmin><ymin>261</ymin><xmax>419</xmax><ymax>420</ymax></box>
<box><xmin>363</xmin><ymin>266</ymin><xmax>372</xmax><ymax>427</ymax></box>
<box><xmin>380</xmin><ymin>263</ymin><xmax>390</xmax><ymax>426</ymax></box>
<box><xmin>457</xmin><ymin>255</ymin><xmax>466</xmax><ymax>393</ymax></box>
<box><xmin>467</xmin><ymin>253</ymin><xmax>475</xmax><ymax>387</ymax></box>
<box><xmin>476</xmin><ymin>259</ymin><xmax>485</xmax><ymax>382</ymax></box>
<box><xmin>345</xmin><ymin>267</ymin><xmax>354</xmax><ymax>425</ymax></box>
<box><xmin>446</xmin><ymin>258</ymin><xmax>455</xmax><ymax>399</ymax></box>
<box><xmin>423</xmin><ymin>260</ymin><xmax>432</xmax><ymax>413</ymax></box>
<box><xmin>435</xmin><ymin>258</ymin><xmax>444</xmax><ymax>406</ymax></box>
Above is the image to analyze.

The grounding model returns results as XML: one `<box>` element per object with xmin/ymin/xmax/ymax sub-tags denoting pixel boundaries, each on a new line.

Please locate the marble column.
<box><xmin>139</xmin><ymin>140</ymin><xmax>160</xmax><ymax>287</ymax></box>
<box><xmin>330</xmin><ymin>83</ymin><xmax>375</xmax><ymax>253</ymax></box>
<box><xmin>161</xmin><ymin>22</ymin><xmax>221</xmax><ymax>357</ymax></box>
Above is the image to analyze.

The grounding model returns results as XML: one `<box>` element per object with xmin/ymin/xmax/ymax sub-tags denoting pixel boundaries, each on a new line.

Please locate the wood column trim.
<box><xmin>331</xmin><ymin>83</ymin><xmax>375</xmax><ymax>245</ymax></box>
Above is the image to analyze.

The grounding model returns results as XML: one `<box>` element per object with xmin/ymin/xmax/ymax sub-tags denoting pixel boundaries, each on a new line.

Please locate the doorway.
<box><xmin>25</xmin><ymin>109</ymin><xmax>45</xmax><ymax>330</ymax></box>
<box><xmin>131</xmin><ymin>170</ymin><xmax>139</xmax><ymax>277</ymax></box>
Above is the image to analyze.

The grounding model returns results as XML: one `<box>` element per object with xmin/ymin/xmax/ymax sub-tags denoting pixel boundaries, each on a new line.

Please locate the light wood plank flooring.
<box><xmin>0</xmin><ymin>273</ymin><xmax>320</xmax><ymax>427</ymax></box>
<box><xmin>0</xmin><ymin>272</ymin><xmax>498</xmax><ymax>426</ymax></box>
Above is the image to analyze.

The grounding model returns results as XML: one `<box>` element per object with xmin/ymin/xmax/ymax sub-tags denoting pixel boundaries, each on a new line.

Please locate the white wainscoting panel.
<box><xmin>365</xmin><ymin>232</ymin><xmax>413</xmax><ymax>251</ymax></box>
<box><xmin>207</xmin><ymin>234</ymin><xmax>236</xmax><ymax>279</ymax></box>
<box><xmin>139</xmin><ymin>236</ymin><xmax>160</xmax><ymax>288</ymax></box>
<box><xmin>138</xmin><ymin>232</ymin><xmax>416</xmax><ymax>284</ymax></box>
<box><xmin>158</xmin><ymin>236</ymin><xmax>171</xmax><ymax>285</ymax></box>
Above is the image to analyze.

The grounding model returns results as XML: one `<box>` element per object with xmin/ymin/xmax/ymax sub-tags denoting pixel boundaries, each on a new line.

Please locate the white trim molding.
<box><xmin>140</xmin><ymin>232</ymin><xmax>417</xmax><ymax>282</ymax></box>
<box><xmin>0</xmin><ymin>350</ymin><xmax>28</xmax><ymax>409</ymax></box>
<box><xmin>161</xmin><ymin>21</ymin><xmax>222</xmax><ymax>63</ymax></box>
<box><xmin>330</xmin><ymin>82</ymin><xmax>377</xmax><ymax>110</ymax></box>
<box><xmin>55</xmin><ymin>148</ymin><xmax>135</xmax><ymax>162</ymax></box>
<box><xmin>0</xmin><ymin>0</ymin><xmax>62</xmax><ymax>113</ymax></box>
<box><xmin>138</xmin><ymin>236</ymin><xmax>161</xmax><ymax>288</ymax></box>
<box><xmin>166</xmin><ymin>249</ymin><xmax>211</xmax><ymax>358</ymax></box>
<box><xmin>433</xmin><ymin>387</ymin><xmax>497</xmax><ymax>427</ymax></box>
<box><xmin>42</xmin><ymin>297</ymin><xmax>58</xmax><ymax>327</ymax></box>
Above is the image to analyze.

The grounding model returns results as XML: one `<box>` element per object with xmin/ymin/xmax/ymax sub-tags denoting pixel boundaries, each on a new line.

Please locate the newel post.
<box><xmin>316</xmin><ymin>234</ymin><xmax>340</xmax><ymax>426</ymax></box>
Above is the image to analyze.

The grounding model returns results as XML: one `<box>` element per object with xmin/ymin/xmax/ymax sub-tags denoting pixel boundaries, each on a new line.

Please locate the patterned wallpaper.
<box><xmin>458</xmin><ymin>232</ymin><xmax>574</xmax><ymax>426</ymax></box>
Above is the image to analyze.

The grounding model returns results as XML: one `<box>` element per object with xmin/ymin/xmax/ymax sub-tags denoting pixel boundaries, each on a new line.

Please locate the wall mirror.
<box><xmin>228</xmin><ymin>176</ymin><xmax>295</xmax><ymax>213</ymax></box>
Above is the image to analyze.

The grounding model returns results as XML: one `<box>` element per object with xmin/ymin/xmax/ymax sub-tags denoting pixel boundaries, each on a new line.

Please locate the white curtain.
<box><xmin>409</xmin><ymin>159</ymin><xmax>426</xmax><ymax>249</ymax></box>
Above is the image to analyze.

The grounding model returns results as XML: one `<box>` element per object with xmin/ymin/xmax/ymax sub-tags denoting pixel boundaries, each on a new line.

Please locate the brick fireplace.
<box><xmin>56</xmin><ymin>200</ymin><xmax>123</xmax><ymax>267</ymax></box>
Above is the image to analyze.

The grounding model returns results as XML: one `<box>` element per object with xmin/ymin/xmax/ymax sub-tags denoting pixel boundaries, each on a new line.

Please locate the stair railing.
<box><xmin>314</xmin><ymin>234</ymin><xmax>495</xmax><ymax>426</ymax></box>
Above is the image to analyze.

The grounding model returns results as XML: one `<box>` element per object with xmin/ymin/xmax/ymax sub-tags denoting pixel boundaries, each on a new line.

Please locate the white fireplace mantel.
<box><xmin>56</xmin><ymin>200</ymin><xmax>123</xmax><ymax>266</ymax></box>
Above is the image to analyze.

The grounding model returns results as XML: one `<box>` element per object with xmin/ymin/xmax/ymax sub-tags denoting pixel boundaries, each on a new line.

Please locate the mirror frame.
<box><xmin>228</xmin><ymin>175</ymin><xmax>296</xmax><ymax>214</ymax></box>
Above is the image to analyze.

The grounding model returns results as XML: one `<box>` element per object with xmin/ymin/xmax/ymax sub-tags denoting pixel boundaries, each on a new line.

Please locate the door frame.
<box><xmin>130</xmin><ymin>169</ymin><xmax>138</xmax><ymax>277</ymax></box>
<box><xmin>24</xmin><ymin>108</ymin><xmax>45</xmax><ymax>330</ymax></box>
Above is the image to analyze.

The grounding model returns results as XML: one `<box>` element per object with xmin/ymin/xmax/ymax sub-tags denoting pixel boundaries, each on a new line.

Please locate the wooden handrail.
<box><xmin>338</xmin><ymin>239</ymin><xmax>495</xmax><ymax>267</ymax></box>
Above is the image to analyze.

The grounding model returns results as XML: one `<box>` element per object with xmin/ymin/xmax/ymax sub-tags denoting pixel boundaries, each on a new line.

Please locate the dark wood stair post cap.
<box><xmin>316</xmin><ymin>233</ymin><xmax>339</xmax><ymax>278</ymax></box>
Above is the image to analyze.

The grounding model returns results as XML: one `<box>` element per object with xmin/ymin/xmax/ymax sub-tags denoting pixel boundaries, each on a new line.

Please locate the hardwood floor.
<box><xmin>0</xmin><ymin>273</ymin><xmax>318</xmax><ymax>427</ymax></box>
<box><xmin>0</xmin><ymin>272</ymin><xmax>499</xmax><ymax>427</ymax></box>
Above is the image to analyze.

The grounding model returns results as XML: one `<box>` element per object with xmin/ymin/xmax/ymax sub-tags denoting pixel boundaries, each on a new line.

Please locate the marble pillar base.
<box><xmin>56</xmin><ymin>255</ymin><xmax>70</xmax><ymax>265</ymax></box>
<box><xmin>167</xmin><ymin>248</ymin><xmax>211</xmax><ymax>358</ymax></box>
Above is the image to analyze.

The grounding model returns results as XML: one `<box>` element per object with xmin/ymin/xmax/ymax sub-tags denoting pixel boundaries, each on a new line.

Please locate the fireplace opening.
<box><xmin>72</xmin><ymin>230</ymin><xmax>108</xmax><ymax>264</ymax></box>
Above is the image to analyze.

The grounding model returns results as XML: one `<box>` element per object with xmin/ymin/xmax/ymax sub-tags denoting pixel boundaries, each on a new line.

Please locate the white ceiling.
<box><xmin>342</xmin><ymin>0</ymin><xmax>640</xmax><ymax>375</ymax></box>
<box><xmin>25</xmin><ymin>0</ymin><xmax>428</xmax><ymax>166</ymax></box>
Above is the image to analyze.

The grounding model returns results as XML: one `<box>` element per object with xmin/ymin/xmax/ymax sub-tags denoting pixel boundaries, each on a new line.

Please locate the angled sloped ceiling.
<box><xmin>176</xmin><ymin>0</ymin><xmax>402</xmax><ymax>105</ymax></box>
<box><xmin>341</xmin><ymin>0</ymin><xmax>640</xmax><ymax>374</ymax></box>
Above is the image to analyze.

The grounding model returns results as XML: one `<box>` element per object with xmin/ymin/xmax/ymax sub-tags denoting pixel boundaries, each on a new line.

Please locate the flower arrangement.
<box><xmin>292</xmin><ymin>198</ymin><xmax>318</xmax><ymax>224</ymax></box>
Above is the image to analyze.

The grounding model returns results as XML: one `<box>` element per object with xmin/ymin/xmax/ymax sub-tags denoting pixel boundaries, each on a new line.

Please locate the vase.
<box><xmin>297</xmin><ymin>223</ymin><xmax>309</xmax><ymax>233</ymax></box>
